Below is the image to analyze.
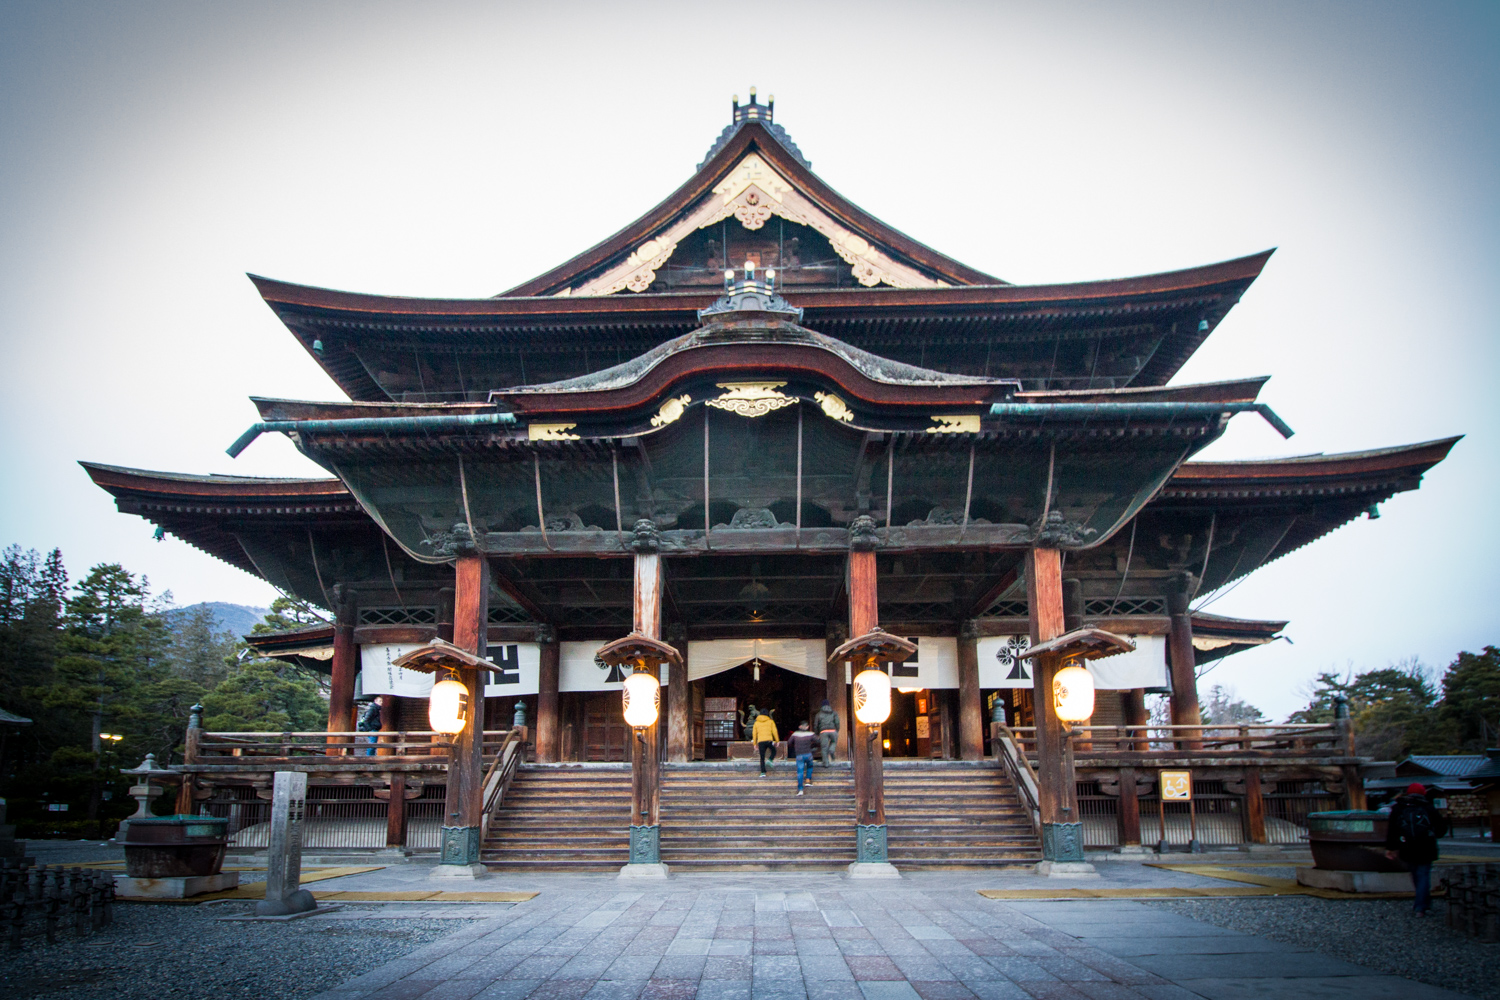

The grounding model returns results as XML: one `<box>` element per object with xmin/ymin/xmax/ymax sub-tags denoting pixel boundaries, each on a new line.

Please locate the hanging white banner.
<box><xmin>976</xmin><ymin>634</ymin><xmax>1167</xmax><ymax>690</ymax></box>
<box><xmin>885</xmin><ymin>636</ymin><xmax>959</xmax><ymax>690</ymax></box>
<box><xmin>686</xmin><ymin>639</ymin><xmax>826</xmax><ymax>681</ymax></box>
<box><xmin>359</xmin><ymin>642</ymin><xmax>542</xmax><ymax>697</ymax></box>
<box><xmin>558</xmin><ymin>640</ymin><xmax>668</xmax><ymax>692</ymax></box>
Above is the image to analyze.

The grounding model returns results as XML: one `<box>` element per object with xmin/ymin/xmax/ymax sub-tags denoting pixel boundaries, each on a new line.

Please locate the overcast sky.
<box><xmin>1</xmin><ymin>1</ymin><xmax>1495</xmax><ymax>719</ymax></box>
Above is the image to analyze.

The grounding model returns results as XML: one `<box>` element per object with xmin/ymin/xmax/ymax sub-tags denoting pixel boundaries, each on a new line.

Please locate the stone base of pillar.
<box><xmin>439</xmin><ymin>825</ymin><xmax>482</xmax><ymax>867</ymax></box>
<box><xmin>629</xmin><ymin>824</ymin><xmax>661</xmax><ymax>864</ymax></box>
<box><xmin>847</xmin><ymin>862</ymin><xmax>902</xmax><ymax>879</ymax></box>
<box><xmin>114</xmin><ymin>872</ymin><xmax>239</xmax><ymax>899</ymax></box>
<box><xmin>429</xmin><ymin>862</ymin><xmax>489</xmax><ymax>879</ymax></box>
<box><xmin>856</xmin><ymin>823</ymin><xmax>888</xmax><ymax>863</ymax></box>
<box><xmin>619</xmin><ymin>863</ymin><xmax>671</xmax><ymax>878</ymax></box>
<box><xmin>1113</xmin><ymin>844</ymin><xmax>1151</xmax><ymax>856</ymax></box>
<box><xmin>1040</xmin><ymin>822</ymin><xmax>1085</xmax><ymax>863</ymax></box>
<box><xmin>1034</xmin><ymin>860</ymin><xmax>1099</xmax><ymax>878</ymax></box>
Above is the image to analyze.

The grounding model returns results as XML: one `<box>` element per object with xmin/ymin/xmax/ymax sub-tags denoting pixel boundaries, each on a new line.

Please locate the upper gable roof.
<box><xmin>501</xmin><ymin>117</ymin><xmax>1004</xmax><ymax>298</ymax></box>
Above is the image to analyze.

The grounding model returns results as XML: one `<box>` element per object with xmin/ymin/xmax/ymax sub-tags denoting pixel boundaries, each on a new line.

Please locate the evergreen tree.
<box><xmin>1199</xmin><ymin>685</ymin><xmax>1266</xmax><ymax>725</ymax></box>
<box><xmin>200</xmin><ymin>657</ymin><xmax>325</xmax><ymax>732</ymax></box>
<box><xmin>1437</xmin><ymin>646</ymin><xmax>1500</xmax><ymax>751</ymax></box>
<box><xmin>163</xmin><ymin>604</ymin><xmax>236</xmax><ymax>688</ymax></box>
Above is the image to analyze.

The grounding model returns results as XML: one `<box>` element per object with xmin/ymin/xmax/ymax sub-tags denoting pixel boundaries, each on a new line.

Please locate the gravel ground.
<box><xmin>1145</xmin><ymin>896</ymin><xmax>1499</xmax><ymax>999</ymax></box>
<box><xmin>0</xmin><ymin>902</ymin><xmax>475</xmax><ymax>1000</ymax></box>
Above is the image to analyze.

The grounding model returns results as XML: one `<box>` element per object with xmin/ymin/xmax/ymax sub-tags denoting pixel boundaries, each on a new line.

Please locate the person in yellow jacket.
<box><xmin>752</xmin><ymin>711</ymin><xmax>779</xmax><ymax>776</ymax></box>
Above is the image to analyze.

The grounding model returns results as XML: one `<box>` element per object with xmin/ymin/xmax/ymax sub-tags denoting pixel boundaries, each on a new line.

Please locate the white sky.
<box><xmin>1</xmin><ymin>1</ymin><xmax>1495</xmax><ymax>719</ymax></box>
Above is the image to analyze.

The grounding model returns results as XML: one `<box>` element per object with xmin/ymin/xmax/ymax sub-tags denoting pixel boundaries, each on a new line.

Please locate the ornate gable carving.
<box><xmin>562</xmin><ymin>153</ymin><xmax>951</xmax><ymax>296</ymax></box>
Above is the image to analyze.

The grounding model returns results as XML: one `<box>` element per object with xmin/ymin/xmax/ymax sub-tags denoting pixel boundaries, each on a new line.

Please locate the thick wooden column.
<box><xmin>825</xmin><ymin>622</ymin><xmax>848</xmax><ymax>759</ymax></box>
<box><xmin>628</xmin><ymin>521</ymin><xmax>664</xmax><ymax>866</ymax></box>
<box><xmin>440</xmin><ymin>554</ymin><xmax>488</xmax><ymax>870</ymax></box>
<box><xmin>666</xmin><ymin>625</ymin><xmax>689</xmax><ymax>762</ymax></box>
<box><xmin>1165</xmin><ymin>572</ymin><xmax>1202</xmax><ymax>747</ymax></box>
<box><xmin>847</xmin><ymin>517</ymin><xmax>888</xmax><ymax>865</ymax></box>
<box><xmin>386</xmin><ymin>773</ymin><xmax>408</xmax><ymax>848</ymax></box>
<box><xmin>326</xmin><ymin>587</ymin><xmax>358</xmax><ymax>751</ymax></box>
<box><xmin>535</xmin><ymin>626</ymin><xmax>560</xmax><ymax>763</ymax></box>
<box><xmin>957</xmin><ymin>619</ymin><xmax>983</xmax><ymax>761</ymax></box>
<box><xmin>1118</xmin><ymin>766</ymin><xmax>1142</xmax><ymax>848</ymax></box>
<box><xmin>1026</xmin><ymin>547</ymin><xmax>1085</xmax><ymax>865</ymax></box>
<box><xmin>1243</xmin><ymin>765</ymin><xmax>1267</xmax><ymax>844</ymax></box>
<box><xmin>1121</xmin><ymin>688</ymin><xmax>1149</xmax><ymax>752</ymax></box>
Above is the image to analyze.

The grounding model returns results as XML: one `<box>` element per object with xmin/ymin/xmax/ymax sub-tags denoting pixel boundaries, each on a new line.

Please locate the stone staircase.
<box><xmin>660</xmin><ymin>763</ymin><xmax>858</xmax><ymax>871</ymax></box>
<box><xmin>481</xmin><ymin>763</ymin><xmax>632</xmax><ymax>871</ymax></box>
<box><xmin>482</xmin><ymin>759</ymin><xmax>1040</xmax><ymax>871</ymax></box>
<box><xmin>885</xmin><ymin>760</ymin><xmax>1042</xmax><ymax>868</ymax></box>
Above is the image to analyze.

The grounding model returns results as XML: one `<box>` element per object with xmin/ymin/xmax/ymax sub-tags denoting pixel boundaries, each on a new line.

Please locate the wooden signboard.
<box><xmin>1160</xmin><ymin>770</ymin><xmax>1193</xmax><ymax>801</ymax></box>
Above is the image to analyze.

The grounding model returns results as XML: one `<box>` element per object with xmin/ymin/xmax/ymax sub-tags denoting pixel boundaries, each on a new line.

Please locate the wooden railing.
<box><xmin>480</xmin><ymin>729</ymin><xmax>527</xmax><ymax>843</ymax></box>
<box><xmin>1005</xmin><ymin>723</ymin><xmax>1347</xmax><ymax>757</ymax></box>
<box><xmin>185</xmin><ymin>730</ymin><xmax>522</xmax><ymax>765</ymax></box>
<box><xmin>993</xmin><ymin>723</ymin><xmax>1042</xmax><ymax>840</ymax></box>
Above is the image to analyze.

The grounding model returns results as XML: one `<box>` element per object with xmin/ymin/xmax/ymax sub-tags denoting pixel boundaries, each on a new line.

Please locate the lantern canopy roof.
<box><xmin>829</xmin><ymin>627</ymin><xmax>919</xmax><ymax>666</ymax></box>
<box><xmin>391</xmin><ymin>638</ymin><xmax>493</xmax><ymax>674</ymax></box>
<box><xmin>1019</xmin><ymin>627</ymin><xmax>1136</xmax><ymax>662</ymax></box>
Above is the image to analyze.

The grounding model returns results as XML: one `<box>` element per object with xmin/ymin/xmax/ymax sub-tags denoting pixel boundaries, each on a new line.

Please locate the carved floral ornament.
<box><xmin>560</xmin><ymin>153</ymin><xmax>950</xmax><ymax>296</ymax></box>
<box><xmin>813</xmin><ymin>391</ymin><xmax>853</xmax><ymax>422</ymax></box>
<box><xmin>927</xmin><ymin>414</ymin><xmax>981</xmax><ymax>434</ymax></box>
<box><xmin>650</xmin><ymin>394</ymin><xmax>692</xmax><ymax>427</ymax></box>
<box><xmin>528</xmin><ymin>422</ymin><xmax>581</xmax><ymax>441</ymax></box>
<box><xmin>705</xmin><ymin>382</ymin><xmax>797</xmax><ymax>418</ymax></box>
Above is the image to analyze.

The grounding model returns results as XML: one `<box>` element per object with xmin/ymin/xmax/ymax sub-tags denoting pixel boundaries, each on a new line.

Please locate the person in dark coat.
<box><xmin>1384</xmin><ymin>782</ymin><xmax>1449</xmax><ymax>915</ymax></box>
<box><xmin>813</xmin><ymin>700</ymin><xmax>840</xmax><ymax>766</ymax></box>
<box><xmin>356</xmin><ymin>697</ymin><xmax>382</xmax><ymax>756</ymax></box>
<box><xmin>788</xmin><ymin>722</ymin><xmax>818</xmax><ymax>794</ymax></box>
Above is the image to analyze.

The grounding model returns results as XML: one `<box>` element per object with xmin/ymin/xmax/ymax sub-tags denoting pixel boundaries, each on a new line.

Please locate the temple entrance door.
<box><xmin>582</xmin><ymin>692</ymin><xmax>629</xmax><ymax>761</ymax></box>
<box><xmin>701</xmin><ymin>659</ymin><xmax>819</xmax><ymax>759</ymax></box>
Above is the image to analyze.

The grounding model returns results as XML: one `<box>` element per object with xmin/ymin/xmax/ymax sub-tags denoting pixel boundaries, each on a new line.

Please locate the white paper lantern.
<box><xmin>622</xmin><ymin>670</ymin><xmax>660</xmax><ymax>729</ymax></box>
<box><xmin>428</xmin><ymin>675</ymin><xmax>468</xmax><ymax>734</ymax></box>
<box><xmin>852</xmin><ymin>668</ymin><xmax>892</xmax><ymax>725</ymax></box>
<box><xmin>1053</xmin><ymin>663</ymin><xmax>1095</xmax><ymax>723</ymax></box>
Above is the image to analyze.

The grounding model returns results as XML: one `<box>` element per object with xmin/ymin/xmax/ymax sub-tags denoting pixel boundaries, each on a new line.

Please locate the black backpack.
<box><xmin>1398</xmin><ymin>800</ymin><xmax>1436</xmax><ymax>844</ymax></box>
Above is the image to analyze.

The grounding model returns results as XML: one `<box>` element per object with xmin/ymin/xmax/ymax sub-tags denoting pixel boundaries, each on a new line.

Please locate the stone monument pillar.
<box><xmin>255</xmin><ymin>770</ymin><xmax>317</xmax><ymax>916</ymax></box>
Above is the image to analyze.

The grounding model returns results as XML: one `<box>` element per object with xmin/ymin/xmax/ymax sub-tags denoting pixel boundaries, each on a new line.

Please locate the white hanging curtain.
<box><xmin>686</xmin><ymin>638</ymin><xmax>827</xmax><ymax>681</ymax></box>
<box><xmin>976</xmin><ymin>634</ymin><xmax>1168</xmax><ymax>689</ymax></box>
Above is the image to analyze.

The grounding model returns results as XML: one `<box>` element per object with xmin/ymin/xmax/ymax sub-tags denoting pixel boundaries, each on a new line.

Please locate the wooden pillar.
<box><xmin>825</xmin><ymin>621</ymin><xmax>848</xmax><ymax>760</ymax></box>
<box><xmin>326</xmin><ymin>586</ymin><xmax>358</xmax><ymax>751</ymax></box>
<box><xmin>386</xmin><ymin>773</ymin><xmax>408</xmax><ymax>848</ymax></box>
<box><xmin>629</xmin><ymin>522</ymin><xmax>664</xmax><ymax>864</ymax></box>
<box><xmin>535</xmin><ymin>626</ymin><xmax>560</xmax><ymax>762</ymax></box>
<box><xmin>440</xmin><ymin>554</ymin><xmax>488</xmax><ymax>870</ymax></box>
<box><xmin>1165</xmin><ymin>572</ymin><xmax>1202</xmax><ymax>748</ymax></box>
<box><xmin>847</xmin><ymin>517</ymin><xmax>887</xmax><ymax>863</ymax></box>
<box><xmin>957</xmin><ymin>620</ymin><xmax>983</xmax><ymax>761</ymax></box>
<box><xmin>1243</xmin><ymin>765</ymin><xmax>1267</xmax><ymax>844</ymax></box>
<box><xmin>666</xmin><ymin>624</ymin><xmax>689</xmax><ymax>762</ymax></box>
<box><xmin>1118</xmin><ymin>765</ymin><xmax>1142</xmax><ymax>848</ymax></box>
<box><xmin>1027</xmin><ymin>547</ymin><xmax>1084</xmax><ymax>865</ymax></box>
<box><xmin>1121</xmin><ymin>688</ymin><xmax>1149</xmax><ymax>752</ymax></box>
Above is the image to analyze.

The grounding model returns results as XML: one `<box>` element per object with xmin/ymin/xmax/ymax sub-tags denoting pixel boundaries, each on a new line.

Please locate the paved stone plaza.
<box><xmin>299</xmin><ymin>865</ymin><xmax>1480</xmax><ymax>1000</ymax></box>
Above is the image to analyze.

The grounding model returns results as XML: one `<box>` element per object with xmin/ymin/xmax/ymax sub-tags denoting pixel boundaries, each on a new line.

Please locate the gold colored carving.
<box><xmin>706</xmin><ymin>382</ymin><xmax>798</xmax><ymax>418</ymax></box>
<box><xmin>814</xmin><ymin>392</ymin><xmax>854</xmax><ymax>422</ymax></box>
<box><xmin>650</xmin><ymin>394</ymin><xmax>692</xmax><ymax>427</ymax></box>
<box><xmin>927</xmin><ymin>414</ymin><xmax>981</xmax><ymax>434</ymax></box>
<box><xmin>528</xmin><ymin>423</ymin><xmax>581</xmax><ymax>441</ymax></box>
<box><xmin>712</xmin><ymin>154</ymin><xmax>792</xmax><ymax>204</ymax></box>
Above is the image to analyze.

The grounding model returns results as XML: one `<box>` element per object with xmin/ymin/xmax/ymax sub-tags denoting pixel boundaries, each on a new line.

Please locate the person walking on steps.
<box><xmin>814</xmin><ymin>699</ymin><xmax>840</xmax><ymax>766</ymax></box>
<box><xmin>753</xmin><ymin>709</ymin><xmax>779</xmax><ymax>776</ymax></box>
<box><xmin>1385</xmin><ymin>782</ymin><xmax>1449</xmax><ymax>915</ymax></box>
<box><xmin>789</xmin><ymin>721</ymin><xmax>818</xmax><ymax>795</ymax></box>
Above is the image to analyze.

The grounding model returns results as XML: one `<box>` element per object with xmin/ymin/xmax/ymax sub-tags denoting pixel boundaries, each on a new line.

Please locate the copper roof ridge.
<box><xmin>1175</xmin><ymin>435</ymin><xmax>1462</xmax><ymax>471</ymax></box>
<box><xmin>80</xmin><ymin>460</ymin><xmax>342</xmax><ymax>488</ymax></box>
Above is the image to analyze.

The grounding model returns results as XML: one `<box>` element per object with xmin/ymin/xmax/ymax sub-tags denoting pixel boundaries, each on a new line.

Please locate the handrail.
<box><xmin>1002</xmin><ymin>722</ymin><xmax>1343</xmax><ymax>755</ymax></box>
<box><xmin>480</xmin><ymin>729</ymin><xmax>526</xmax><ymax>843</ymax></box>
<box><xmin>994</xmin><ymin>723</ymin><xmax>1042</xmax><ymax>840</ymax></box>
<box><xmin>193</xmin><ymin>729</ymin><xmax>519</xmax><ymax>760</ymax></box>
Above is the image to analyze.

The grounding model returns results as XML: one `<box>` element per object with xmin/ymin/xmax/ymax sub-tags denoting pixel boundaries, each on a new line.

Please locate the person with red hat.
<box><xmin>1384</xmin><ymin>782</ymin><xmax>1449</xmax><ymax>915</ymax></box>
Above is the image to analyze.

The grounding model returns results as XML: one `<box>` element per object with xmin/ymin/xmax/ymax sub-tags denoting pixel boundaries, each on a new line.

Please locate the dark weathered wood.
<box><xmin>536</xmin><ymin>633</ymin><xmax>560</xmax><ymax>763</ymax></box>
<box><xmin>1121</xmin><ymin>689</ymin><xmax>1149</xmax><ymax>752</ymax></box>
<box><xmin>1118</xmin><ymin>765</ymin><xmax>1141</xmax><ymax>847</ymax></box>
<box><xmin>443</xmin><ymin>556</ymin><xmax>489</xmax><ymax>833</ymax></box>
<box><xmin>848</xmin><ymin>552</ymin><xmax>878</xmax><ymax>637</ymax></box>
<box><xmin>1166</xmin><ymin>573</ymin><xmax>1201</xmax><ymax>748</ymax></box>
<box><xmin>1342</xmin><ymin>764</ymin><xmax>1367</xmax><ymax>810</ymax></box>
<box><xmin>386</xmin><ymin>773</ymin><xmax>407</xmax><ymax>847</ymax></box>
<box><xmin>326</xmin><ymin>593</ymin><xmax>358</xmax><ymax>750</ymax></box>
<box><xmin>377</xmin><ymin>695</ymin><xmax>399</xmax><ymax>758</ymax></box>
<box><xmin>957</xmin><ymin>621</ymin><xmax>983</xmax><ymax>761</ymax></box>
<box><xmin>1026</xmin><ymin>548</ymin><xmax>1075</xmax><ymax>831</ymax></box>
<box><xmin>1243</xmin><ymin>765</ymin><xmax>1266</xmax><ymax>844</ymax></box>
<box><xmin>846</xmin><ymin>555</ymin><xmax>884</xmax><ymax>828</ymax></box>
<box><xmin>666</xmin><ymin>630</ymin><xmax>689</xmax><ymax>763</ymax></box>
<box><xmin>631</xmin><ymin>551</ymin><xmax>664</xmax><ymax>829</ymax></box>
<box><xmin>825</xmin><ymin>622</ymin><xmax>848</xmax><ymax>760</ymax></box>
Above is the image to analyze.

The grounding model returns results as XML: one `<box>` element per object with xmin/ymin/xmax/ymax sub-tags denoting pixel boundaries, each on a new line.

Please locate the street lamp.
<box><xmin>853</xmin><ymin>669</ymin><xmax>892</xmax><ymax>726</ymax></box>
<box><xmin>1052</xmin><ymin>658</ymin><xmax>1096</xmax><ymax>724</ymax></box>
<box><xmin>622</xmin><ymin>668</ymin><xmax>660</xmax><ymax>731</ymax></box>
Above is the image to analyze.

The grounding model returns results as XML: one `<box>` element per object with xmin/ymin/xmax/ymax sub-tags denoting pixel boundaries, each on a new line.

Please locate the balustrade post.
<box><xmin>1243</xmin><ymin>765</ymin><xmax>1267</xmax><ymax>844</ymax></box>
<box><xmin>1118</xmin><ymin>765</ymin><xmax>1142</xmax><ymax>849</ymax></box>
<box><xmin>386</xmin><ymin>773</ymin><xmax>408</xmax><ymax>848</ymax></box>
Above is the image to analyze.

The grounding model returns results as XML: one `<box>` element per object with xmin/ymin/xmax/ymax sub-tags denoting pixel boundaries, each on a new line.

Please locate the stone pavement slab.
<box><xmin>298</xmin><ymin>870</ymin><xmax>1478</xmax><ymax>1000</ymax></box>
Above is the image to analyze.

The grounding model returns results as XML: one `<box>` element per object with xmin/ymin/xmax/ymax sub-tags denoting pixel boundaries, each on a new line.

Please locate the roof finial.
<box><xmin>731</xmin><ymin>87</ymin><xmax>773</xmax><ymax>125</ymax></box>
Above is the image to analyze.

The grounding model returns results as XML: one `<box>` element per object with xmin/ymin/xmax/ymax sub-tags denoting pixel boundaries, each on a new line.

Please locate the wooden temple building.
<box><xmin>84</xmin><ymin>92</ymin><xmax>1458</xmax><ymax>873</ymax></box>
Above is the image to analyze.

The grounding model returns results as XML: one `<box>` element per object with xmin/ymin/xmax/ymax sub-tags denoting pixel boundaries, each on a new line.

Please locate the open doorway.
<box><xmin>699</xmin><ymin>658</ymin><xmax>823</xmax><ymax>760</ymax></box>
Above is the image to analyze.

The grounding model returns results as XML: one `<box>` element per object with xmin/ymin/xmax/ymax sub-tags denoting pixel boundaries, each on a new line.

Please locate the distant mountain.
<box><xmin>169</xmin><ymin>602</ymin><xmax>269</xmax><ymax>637</ymax></box>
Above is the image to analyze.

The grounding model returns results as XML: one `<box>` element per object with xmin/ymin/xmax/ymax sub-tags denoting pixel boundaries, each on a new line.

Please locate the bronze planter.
<box><xmin>1307</xmin><ymin>810</ymin><xmax>1404</xmax><ymax>872</ymax></box>
<box><xmin>121</xmin><ymin>815</ymin><xmax>229</xmax><ymax>877</ymax></box>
